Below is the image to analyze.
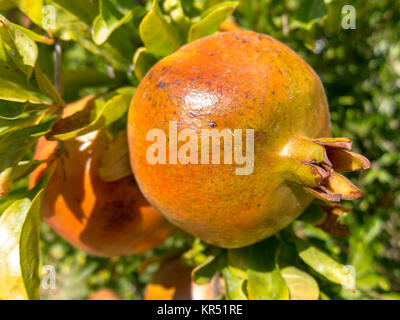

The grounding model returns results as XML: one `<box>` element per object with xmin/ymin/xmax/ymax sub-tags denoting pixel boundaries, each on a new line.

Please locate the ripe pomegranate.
<box><xmin>30</xmin><ymin>96</ymin><xmax>174</xmax><ymax>257</ymax></box>
<box><xmin>127</xmin><ymin>30</ymin><xmax>370</xmax><ymax>248</ymax></box>
<box><xmin>87</xmin><ymin>289</ymin><xmax>119</xmax><ymax>300</ymax></box>
<box><xmin>144</xmin><ymin>257</ymin><xmax>221</xmax><ymax>300</ymax></box>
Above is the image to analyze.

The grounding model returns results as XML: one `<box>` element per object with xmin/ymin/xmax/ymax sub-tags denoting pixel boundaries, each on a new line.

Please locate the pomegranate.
<box><xmin>144</xmin><ymin>257</ymin><xmax>221</xmax><ymax>300</ymax></box>
<box><xmin>87</xmin><ymin>289</ymin><xmax>119</xmax><ymax>300</ymax></box>
<box><xmin>127</xmin><ymin>30</ymin><xmax>369</xmax><ymax>248</ymax></box>
<box><xmin>30</xmin><ymin>97</ymin><xmax>174</xmax><ymax>257</ymax></box>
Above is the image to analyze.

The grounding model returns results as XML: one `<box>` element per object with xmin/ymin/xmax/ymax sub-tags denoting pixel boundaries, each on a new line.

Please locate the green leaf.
<box><xmin>0</xmin><ymin>118</ymin><xmax>55</xmax><ymax>173</ymax></box>
<box><xmin>246</xmin><ymin>238</ymin><xmax>289</xmax><ymax>300</ymax></box>
<box><xmin>49</xmin><ymin>93</ymin><xmax>132</xmax><ymax>141</ymax></box>
<box><xmin>0</xmin><ymin>60</ymin><xmax>51</xmax><ymax>104</ymax></box>
<box><xmin>188</xmin><ymin>1</ymin><xmax>238</xmax><ymax>42</ymax></box>
<box><xmin>34</xmin><ymin>64</ymin><xmax>64</xmax><ymax>105</ymax></box>
<box><xmin>0</xmin><ymin>101</ymin><xmax>26</xmax><ymax>119</ymax></box>
<box><xmin>281</xmin><ymin>266</ymin><xmax>320</xmax><ymax>300</ymax></box>
<box><xmin>12</xmin><ymin>23</ymin><xmax>54</xmax><ymax>45</ymax></box>
<box><xmin>222</xmin><ymin>265</ymin><xmax>248</xmax><ymax>300</ymax></box>
<box><xmin>181</xmin><ymin>0</ymin><xmax>202</xmax><ymax>17</ymax></box>
<box><xmin>192</xmin><ymin>252</ymin><xmax>225</xmax><ymax>285</ymax></box>
<box><xmin>133</xmin><ymin>47</ymin><xmax>157</xmax><ymax>81</ymax></box>
<box><xmin>0</xmin><ymin>14</ymin><xmax>39</xmax><ymax>77</ymax></box>
<box><xmin>48</xmin><ymin>0</ymin><xmax>97</xmax><ymax>25</ymax></box>
<box><xmin>228</xmin><ymin>238</ymin><xmax>289</xmax><ymax>300</ymax></box>
<box><xmin>0</xmin><ymin>190</ymin><xmax>43</xmax><ymax>300</ymax></box>
<box><xmin>295</xmin><ymin>239</ymin><xmax>353</xmax><ymax>286</ymax></box>
<box><xmin>92</xmin><ymin>0</ymin><xmax>135</xmax><ymax>45</ymax></box>
<box><xmin>11</xmin><ymin>0</ymin><xmax>44</xmax><ymax>25</ymax></box>
<box><xmin>72</xmin><ymin>29</ymin><xmax>131</xmax><ymax>72</ymax></box>
<box><xmin>43</xmin><ymin>1</ymin><xmax>132</xmax><ymax>72</ymax></box>
<box><xmin>0</xmin><ymin>101</ymin><xmax>45</xmax><ymax>119</ymax></box>
<box><xmin>139</xmin><ymin>0</ymin><xmax>182</xmax><ymax>58</ymax></box>
<box><xmin>292</xmin><ymin>0</ymin><xmax>327</xmax><ymax>30</ymax></box>
<box><xmin>0</xmin><ymin>1</ymin><xmax>15</xmax><ymax>10</ymax></box>
<box><xmin>61</xmin><ymin>69</ymin><xmax>122</xmax><ymax>93</ymax></box>
<box><xmin>0</xmin><ymin>113</ymin><xmax>41</xmax><ymax>136</ymax></box>
<box><xmin>356</xmin><ymin>273</ymin><xmax>390</xmax><ymax>292</ymax></box>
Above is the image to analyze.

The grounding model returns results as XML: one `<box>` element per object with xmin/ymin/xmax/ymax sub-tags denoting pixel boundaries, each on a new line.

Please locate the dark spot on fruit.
<box><xmin>209</xmin><ymin>121</ymin><xmax>217</xmax><ymax>128</ymax></box>
<box><xmin>156</xmin><ymin>81</ymin><xmax>168</xmax><ymax>88</ymax></box>
<box><xmin>100</xmin><ymin>200</ymin><xmax>137</xmax><ymax>232</ymax></box>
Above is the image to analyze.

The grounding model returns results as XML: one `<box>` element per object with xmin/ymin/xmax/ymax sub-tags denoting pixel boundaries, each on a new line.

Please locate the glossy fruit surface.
<box><xmin>144</xmin><ymin>257</ymin><xmax>220</xmax><ymax>300</ymax></box>
<box><xmin>128</xmin><ymin>31</ymin><xmax>369</xmax><ymax>248</ymax></box>
<box><xmin>30</xmin><ymin>97</ymin><xmax>174</xmax><ymax>257</ymax></box>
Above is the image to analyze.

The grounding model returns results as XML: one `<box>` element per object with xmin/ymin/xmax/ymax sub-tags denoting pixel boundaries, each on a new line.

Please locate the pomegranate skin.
<box><xmin>30</xmin><ymin>99</ymin><xmax>174</xmax><ymax>257</ymax></box>
<box><xmin>128</xmin><ymin>30</ymin><xmax>332</xmax><ymax>248</ymax></box>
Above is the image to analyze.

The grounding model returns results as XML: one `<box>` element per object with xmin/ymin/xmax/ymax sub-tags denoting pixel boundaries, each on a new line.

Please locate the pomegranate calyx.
<box><xmin>285</xmin><ymin>136</ymin><xmax>370</xmax><ymax>203</ymax></box>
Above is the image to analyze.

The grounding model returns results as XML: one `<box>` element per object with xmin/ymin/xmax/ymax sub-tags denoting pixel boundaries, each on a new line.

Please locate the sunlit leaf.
<box><xmin>295</xmin><ymin>239</ymin><xmax>354</xmax><ymax>286</ymax></box>
<box><xmin>0</xmin><ymin>14</ymin><xmax>39</xmax><ymax>77</ymax></box>
<box><xmin>0</xmin><ymin>190</ymin><xmax>43</xmax><ymax>300</ymax></box>
<box><xmin>281</xmin><ymin>266</ymin><xmax>319</xmax><ymax>300</ymax></box>
<box><xmin>139</xmin><ymin>0</ymin><xmax>182</xmax><ymax>58</ymax></box>
<box><xmin>11</xmin><ymin>24</ymin><xmax>53</xmax><ymax>45</ymax></box>
<box><xmin>11</xmin><ymin>0</ymin><xmax>44</xmax><ymax>26</ymax></box>
<box><xmin>92</xmin><ymin>0</ymin><xmax>135</xmax><ymax>45</ymax></box>
<box><xmin>222</xmin><ymin>265</ymin><xmax>248</xmax><ymax>300</ymax></box>
<box><xmin>188</xmin><ymin>1</ymin><xmax>238</xmax><ymax>42</ymax></box>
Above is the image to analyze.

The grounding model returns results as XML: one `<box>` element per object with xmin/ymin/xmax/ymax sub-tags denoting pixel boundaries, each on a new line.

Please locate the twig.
<box><xmin>281</xmin><ymin>0</ymin><xmax>290</xmax><ymax>36</ymax></box>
